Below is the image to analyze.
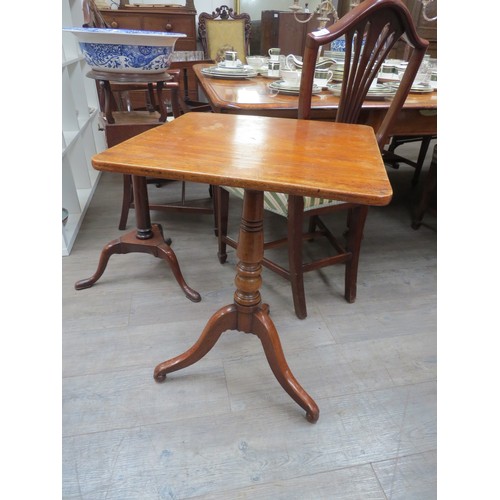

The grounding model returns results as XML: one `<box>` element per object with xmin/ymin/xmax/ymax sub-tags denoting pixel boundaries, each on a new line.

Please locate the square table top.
<box><xmin>92</xmin><ymin>112</ymin><xmax>392</xmax><ymax>206</ymax></box>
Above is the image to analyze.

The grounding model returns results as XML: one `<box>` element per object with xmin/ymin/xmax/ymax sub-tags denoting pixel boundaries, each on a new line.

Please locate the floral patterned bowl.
<box><xmin>63</xmin><ymin>27</ymin><xmax>186</xmax><ymax>73</ymax></box>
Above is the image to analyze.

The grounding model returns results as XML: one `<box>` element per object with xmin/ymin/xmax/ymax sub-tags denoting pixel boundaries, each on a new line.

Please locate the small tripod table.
<box><xmin>75</xmin><ymin>70</ymin><xmax>200</xmax><ymax>302</ymax></box>
<box><xmin>90</xmin><ymin>113</ymin><xmax>392</xmax><ymax>422</ymax></box>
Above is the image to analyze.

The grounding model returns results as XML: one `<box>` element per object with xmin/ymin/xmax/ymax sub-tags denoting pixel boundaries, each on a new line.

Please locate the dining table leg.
<box><xmin>74</xmin><ymin>175</ymin><xmax>201</xmax><ymax>303</ymax></box>
<box><xmin>154</xmin><ymin>189</ymin><xmax>320</xmax><ymax>422</ymax></box>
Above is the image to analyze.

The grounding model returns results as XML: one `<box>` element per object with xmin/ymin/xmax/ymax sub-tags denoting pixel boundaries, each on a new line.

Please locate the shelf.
<box><xmin>62</xmin><ymin>54</ymin><xmax>85</xmax><ymax>69</ymax></box>
<box><xmin>62</xmin><ymin>0</ymin><xmax>107</xmax><ymax>256</ymax></box>
<box><xmin>61</xmin><ymin>181</ymin><xmax>101</xmax><ymax>256</ymax></box>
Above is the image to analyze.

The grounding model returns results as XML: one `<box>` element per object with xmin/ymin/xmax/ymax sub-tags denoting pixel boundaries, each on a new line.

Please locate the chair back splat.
<box><xmin>299</xmin><ymin>0</ymin><xmax>428</xmax><ymax>149</ymax></box>
<box><xmin>198</xmin><ymin>5</ymin><xmax>252</xmax><ymax>64</ymax></box>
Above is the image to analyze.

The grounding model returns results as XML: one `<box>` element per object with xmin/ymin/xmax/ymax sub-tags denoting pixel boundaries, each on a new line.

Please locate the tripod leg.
<box><xmin>154</xmin><ymin>304</ymin><xmax>238</xmax><ymax>381</ymax></box>
<box><xmin>253</xmin><ymin>307</ymin><xmax>319</xmax><ymax>423</ymax></box>
<box><xmin>74</xmin><ymin>237</ymin><xmax>123</xmax><ymax>290</ymax></box>
<box><xmin>154</xmin><ymin>238</ymin><xmax>201</xmax><ymax>303</ymax></box>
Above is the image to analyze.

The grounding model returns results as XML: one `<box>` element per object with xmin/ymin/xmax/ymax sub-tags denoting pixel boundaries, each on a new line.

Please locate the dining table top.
<box><xmin>193</xmin><ymin>63</ymin><xmax>438</xmax><ymax>118</ymax></box>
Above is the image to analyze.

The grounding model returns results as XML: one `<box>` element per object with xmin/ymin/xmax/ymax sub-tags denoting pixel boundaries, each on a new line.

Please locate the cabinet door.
<box><xmin>337</xmin><ymin>0</ymin><xmax>437</xmax><ymax>58</ymax></box>
<box><xmin>277</xmin><ymin>13</ymin><xmax>308</xmax><ymax>55</ymax></box>
<box><xmin>261</xmin><ymin>11</ymin><xmax>335</xmax><ymax>57</ymax></box>
<box><xmin>260</xmin><ymin>11</ymin><xmax>279</xmax><ymax>54</ymax></box>
<box><xmin>405</xmin><ymin>0</ymin><xmax>437</xmax><ymax>57</ymax></box>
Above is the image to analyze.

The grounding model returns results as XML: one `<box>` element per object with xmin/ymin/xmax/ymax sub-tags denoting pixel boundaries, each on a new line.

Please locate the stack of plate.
<box><xmin>330</xmin><ymin>62</ymin><xmax>345</xmax><ymax>82</ymax></box>
<box><xmin>328</xmin><ymin>82</ymin><xmax>397</xmax><ymax>100</ymax></box>
<box><xmin>201</xmin><ymin>64</ymin><xmax>258</xmax><ymax>79</ymax></box>
<box><xmin>268</xmin><ymin>80</ymin><xmax>322</xmax><ymax>95</ymax></box>
<box><xmin>410</xmin><ymin>82</ymin><xmax>434</xmax><ymax>93</ymax></box>
<box><xmin>380</xmin><ymin>80</ymin><xmax>435</xmax><ymax>94</ymax></box>
<box><xmin>326</xmin><ymin>50</ymin><xmax>346</xmax><ymax>82</ymax></box>
<box><xmin>324</xmin><ymin>50</ymin><xmax>346</xmax><ymax>63</ymax></box>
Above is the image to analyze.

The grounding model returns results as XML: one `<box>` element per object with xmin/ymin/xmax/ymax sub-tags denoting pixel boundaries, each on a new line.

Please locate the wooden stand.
<box><xmin>75</xmin><ymin>71</ymin><xmax>200</xmax><ymax>302</ymax></box>
<box><xmin>75</xmin><ymin>176</ymin><xmax>201</xmax><ymax>302</ymax></box>
<box><xmin>88</xmin><ymin>69</ymin><xmax>175</xmax><ymax>124</ymax></box>
<box><xmin>153</xmin><ymin>189</ymin><xmax>319</xmax><ymax>422</ymax></box>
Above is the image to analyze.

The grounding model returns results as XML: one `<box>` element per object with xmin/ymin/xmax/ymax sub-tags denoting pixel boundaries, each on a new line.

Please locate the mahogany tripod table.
<box><xmin>75</xmin><ymin>70</ymin><xmax>200</xmax><ymax>302</ymax></box>
<box><xmin>89</xmin><ymin>113</ymin><xmax>392</xmax><ymax>422</ymax></box>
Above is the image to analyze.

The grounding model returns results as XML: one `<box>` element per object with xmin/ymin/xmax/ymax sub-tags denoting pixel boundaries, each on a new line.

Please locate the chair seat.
<box><xmin>223</xmin><ymin>186</ymin><xmax>346</xmax><ymax>217</ymax></box>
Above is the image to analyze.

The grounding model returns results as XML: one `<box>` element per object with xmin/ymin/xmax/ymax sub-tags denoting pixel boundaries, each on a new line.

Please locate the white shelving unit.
<box><xmin>62</xmin><ymin>0</ymin><xmax>107</xmax><ymax>256</ymax></box>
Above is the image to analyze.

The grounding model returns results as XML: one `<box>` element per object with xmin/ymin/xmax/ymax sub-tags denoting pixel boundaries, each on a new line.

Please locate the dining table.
<box><xmin>89</xmin><ymin>112</ymin><xmax>393</xmax><ymax>422</ymax></box>
<box><xmin>193</xmin><ymin>63</ymin><xmax>437</xmax><ymax>138</ymax></box>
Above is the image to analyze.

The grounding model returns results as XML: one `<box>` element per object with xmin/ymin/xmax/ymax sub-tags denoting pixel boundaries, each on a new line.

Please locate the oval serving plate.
<box><xmin>201</xmin><ymin>66</ymin><xmax>258</xmax><ymax>79</ymax></box>
<box><xmin>328</xmin><ymin>83</ymin><xmax>396</xmax><ymax>100</ymax></box>
<box><xmin>268</xmin><ymin>80</ymin><xmax>322</xmax><ymax>95</ymax></box>
<box><xmin>410</xmin><ymin>83</ymin><xmax>434</xmax><ymax>93</ymax></box>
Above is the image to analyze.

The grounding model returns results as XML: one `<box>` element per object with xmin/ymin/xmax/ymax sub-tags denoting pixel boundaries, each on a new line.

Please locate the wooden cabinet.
<box><xmin>337</xmin><ymin>0</ymin><xmax>437</xmax><ymax>58</ymax></box>
<box><xmin>405</xmin><ymin>0</ymin><xmax>437</xmax><ymax>57</ymax></box>
<box><xmin>98</xmin><ymin>7</ymin><xmax>201</xmax><ymax>101</ymax></box>
<box><xmin>98</xmin><ymin>6</ymin><xmax>197</xmax><ymax>51</ymax></box>
<box><xmin>260</xmin><ymin>11</ymin><xmax>335</xmax><ymax>56</ymax></box>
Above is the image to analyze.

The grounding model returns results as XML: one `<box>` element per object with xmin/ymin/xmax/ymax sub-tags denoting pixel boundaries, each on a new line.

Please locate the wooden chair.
<box><xmin>384</xmin><ymin>133</ymin><xmax>437</xmax><ymax>186</ymax></box>
<box><xmin>198</xmin><ymin>5</ymin><xmax>252</xmax><ymax>64</ymax></box>
<box><xmin>215</xmin><ymin>0</ymin><xmax>428</xmax><ymax>319</ymax></box>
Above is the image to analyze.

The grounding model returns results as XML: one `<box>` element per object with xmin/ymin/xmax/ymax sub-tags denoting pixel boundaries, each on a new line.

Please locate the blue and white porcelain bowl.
<box><xmin>63</xmin><ymin>27</ymin><xmax>187</xmax><ymax>73</ymax></box>
<box><xmin>331</xmin><ymin>37</ymin><xmax>346</xmax><ymax>53</ymax></box>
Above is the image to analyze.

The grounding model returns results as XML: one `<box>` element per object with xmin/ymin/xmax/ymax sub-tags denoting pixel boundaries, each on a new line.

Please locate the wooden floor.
<box><xmin>62</xmin><ymin>144</ymin><xmax>436</xmax><ymax>499</ymax></box>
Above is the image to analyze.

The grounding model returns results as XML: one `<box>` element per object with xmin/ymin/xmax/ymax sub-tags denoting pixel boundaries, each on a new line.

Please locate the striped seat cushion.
<box><xmin>223</xmin><ymin>186</ymin><xmax>346</xmax><ymax>217</ymax></box>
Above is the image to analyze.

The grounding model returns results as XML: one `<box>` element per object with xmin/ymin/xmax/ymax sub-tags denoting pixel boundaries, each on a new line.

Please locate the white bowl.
<box><xmin>63</xmin><ymin>27</ymin><xmax>186</xmax><ymax>74</ymax></box>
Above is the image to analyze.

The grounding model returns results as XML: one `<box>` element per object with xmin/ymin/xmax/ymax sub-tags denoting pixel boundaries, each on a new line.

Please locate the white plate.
<box><xmin>328</xmin><ymin>83</ymin><xmax>396</xmax><ymax>100</ymax></box>
<box><xmin>274</xmin><ymin>80</ymin><xmax>300</xmax><ymax>90</ymax></box>
<box><xmin>410</xmin><ymin>83</ymin><xmax>434</xmax><ymax>93</ymax></box>
<box><xmin>215</xmin><ymin>63</ymin><xmax>253</xmax><ymax>72</ymax></box>
<box><xmin>201</xmin><ymin>67</ymin><xmax>258</xmax><ymax>79</ymax></box>
<box><xmin>212</xmin><ymin>67</ymin><xmax>247</xmax><ymax>73</ymax></box>
<box><xmin>268</xmin><ymin>80</ymin><xmax>321</xmax><ymax>95</ymax></box>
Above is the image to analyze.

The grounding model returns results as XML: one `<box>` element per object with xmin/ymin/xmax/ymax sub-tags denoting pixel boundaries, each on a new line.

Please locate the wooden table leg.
<box><xmin>75</xmin><ymin>175</ymin><xmax>201</xmax><ymax>303</ymax></box>
<box><xmin>154</xmin><ymin>189</ymin><xmax>319</xmax><ymax>422</ymax></box>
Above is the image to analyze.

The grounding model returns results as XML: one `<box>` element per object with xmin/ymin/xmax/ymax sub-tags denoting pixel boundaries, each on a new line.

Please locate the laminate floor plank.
<box><xmin>372</xmin><ymin>450</ymin><xmax>437</xmax><ymax>500</ymax></box>
<box><xmin>188</xmin><ymin>463</ymin><xmax>388</xmax><ymax>500</ymax></box>
<box><xmin>62</xmin><ymin>382</ymin><xmax>435</xmax><ymax>498</ymax></box>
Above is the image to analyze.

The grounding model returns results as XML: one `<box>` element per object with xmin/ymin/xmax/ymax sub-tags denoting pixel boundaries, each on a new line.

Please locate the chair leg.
<box><xmin>412</xmin><ymin>145</ymin><xmax>437</xmax><ymax>229</ymax></box>
<box><xmin>216</xmin><ymin>186</ymin><xmax>229</xmax><ymax>264</ymax></box>
<box><xmin>307</xmin><ymin>214</ymin><xmax>318</xmax><ymax>237</ymax></box>
<box><xmin>210</xmin><ymin>185</ymin><xmax>218</xmax><ymax>237</ymax></box>
<box><xmin>344</xmin><ymin>206</ymin><xmax>368</xmax><ymax>303</ymax></box>
<box><xmin>411</xmin><ymin>135</ymin><xmax>433</xmax><ymax>187</ymax></box>
<box><xmin>287</xmin><ymin>196</ymin><xmax>307</xmax><ymax>319</ymax></box>
<box><xmin>118</xmin><ymin>174</ymin><xmax>133</xmax><ymax>230</ymax></box>
<box><xmin>387</xmin><ymin>137</ymin><xmax>400</xmax><ymax>169</ymax></box>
